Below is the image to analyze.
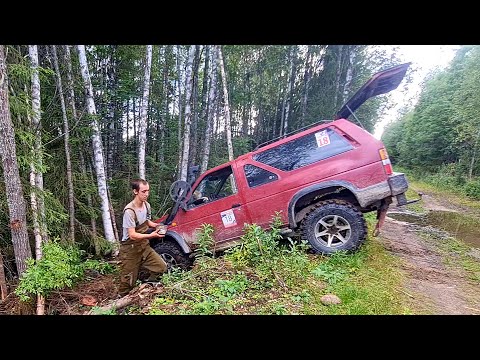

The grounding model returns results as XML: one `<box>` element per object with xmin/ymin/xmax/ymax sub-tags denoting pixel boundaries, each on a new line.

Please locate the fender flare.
<box><xmin>288</xmin><ymin>180</ymin><xmax>359</xmax><ymax>228</ymax></box>
<box><xmin>164</xmin><ymin>230</ymin><xmax>192</xmax><ymax>254</ymax></box>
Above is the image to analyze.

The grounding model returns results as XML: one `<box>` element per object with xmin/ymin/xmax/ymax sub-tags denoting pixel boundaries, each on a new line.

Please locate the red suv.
<box><xmin>152</xmin><ymin>63</ymin><xmax>413</xmax><ymax>268</ymax></box>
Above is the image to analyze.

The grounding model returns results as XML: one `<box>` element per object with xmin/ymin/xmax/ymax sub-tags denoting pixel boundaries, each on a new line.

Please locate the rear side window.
<box><xmin>244</xmin><ymin>164</ymin><xmax>278</xmax><ymax>188</ymax></box>
<box><xmin>253</xmin><ymin>127</ymin><xmax>353</xmax><ymax>171</ymax></box>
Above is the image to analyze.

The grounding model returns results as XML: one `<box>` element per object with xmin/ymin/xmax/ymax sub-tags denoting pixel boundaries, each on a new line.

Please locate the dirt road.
<box><xmin>380</xmin><ymin>190</ymin><xmax>480</xmax><ymax>315</ymax></box>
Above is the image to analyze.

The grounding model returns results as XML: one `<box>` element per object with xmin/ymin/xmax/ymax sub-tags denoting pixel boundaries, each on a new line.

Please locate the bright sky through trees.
<box><xmin>374</xmin><ymin>45</ymin><xmax>461</xmax><ymax>139</ymax></box>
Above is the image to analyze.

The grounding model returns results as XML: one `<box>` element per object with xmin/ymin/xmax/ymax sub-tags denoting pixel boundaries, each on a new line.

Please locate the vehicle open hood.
<box><xmin>335</xmin><ymin>62</ymin><xmax>411</xmax><ymax>120</ymax></box>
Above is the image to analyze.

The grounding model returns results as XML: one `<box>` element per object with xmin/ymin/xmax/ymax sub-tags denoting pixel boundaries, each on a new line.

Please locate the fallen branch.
<box><xmin>87</xmin><ymin>283</ymin><xmax>162</xmax><ymax>314</ymax></box>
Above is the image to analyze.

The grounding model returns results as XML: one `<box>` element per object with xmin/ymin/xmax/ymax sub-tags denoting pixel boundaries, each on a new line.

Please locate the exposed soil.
<box><xmin>380</xmin><ymin>191</ymin><xmax>480</xmax><ymax>315</ymax></box>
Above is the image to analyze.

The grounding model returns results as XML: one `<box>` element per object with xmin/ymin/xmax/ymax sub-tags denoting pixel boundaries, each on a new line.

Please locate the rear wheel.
<box><xmin>301</xmin><ymin>200</ymin><xmax>367</xmax><ymax>254</ymax></box>
<box><xmin>153</xmin><ymin>241</ymin><xmax>192</xmax><ymax>270</ymax></box>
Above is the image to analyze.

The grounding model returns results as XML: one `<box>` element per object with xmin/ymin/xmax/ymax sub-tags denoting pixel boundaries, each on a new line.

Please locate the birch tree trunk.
<box><xmin>138</xmin><ymin>45</ymin><xmax>152</xmax><ymax>180</ymax></box>
<box><xmin>201</xmin><ymin>46</ymin><xmax>218</xmax><ymax>173</ymax></box>
<box><xmin>301</xmin><ymin>46</ymin><xmax>313</xmax><ymax>128</ymax></box>
<box><xmin>199</xmin><ymin>45</ymin><xmax>210</xmax><ymax>168</ymax></box>
<box><xmin>283</xmin><ymin>46</ymin><xmax>296</xmax><ymax>136</ymax></box>
<box><xmin>52</xmin><ymin>45</ymin><xmax>75</xmax><ymax>243</ymax></box>
<box><xmin>29</xmin><ymin>45</ymin><xmax>48</xmax><ymax>244</ymax></box>
<box><xmin>176</xmin><ymin>46</ymin><xmax>184</xmax><ymax>179</ymax></box>
<box><xmin>0</xmin><ymin>45</ymin><xmax>32</xmax><ymax>276</ymax></box>
<box><xmin>179</xmin><ymin>46</ymin><xmax>196</xmax><ymax>181</ymax></box>
<box><xmin>28</xmin><ymin>45</ymin><xmax>47</xmax><ymax>315</ymax></box>
<box><xmin>77</xmin><ymin>45</ymin><xmax>116</xmax><ymax>247</ymax></box>
<box><xmin>65</xmin><ymin>45</ymin><xmax>99</xmax><ymax>249</ymax></box>
<box><xmin>188</xmin><ymin>45</ymin><xmax>201</xmax><ymax>168</ymax></box>
<box><xmin>217</xmin><ymin>46</ymin><xmax>234</xmax><ymax>161</ymax></box>
<box><xmin>28</xmin><ymin>45</ymin><xmax>44</xmax><ymax>259</ymax></box>
<box><xmin>333</xmin><ymin>45</ymin><xmax>344</xmax><ymax>111</ymax></box>
<box><xmin>342</xmin><ymin>46</ymin><xmax>356</xmax><ymax>104</ymax></box>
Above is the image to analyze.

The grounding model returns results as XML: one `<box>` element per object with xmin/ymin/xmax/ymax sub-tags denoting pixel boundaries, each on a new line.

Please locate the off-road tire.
<box><xmin>300</xmin><ymin>199</ymin><xmax>367</xmax><ymax>254</ymax></box>
<box><xmin>153</xmin><ymin>241</ymin><xmax>192</xmax><ymax>270</ymax></box>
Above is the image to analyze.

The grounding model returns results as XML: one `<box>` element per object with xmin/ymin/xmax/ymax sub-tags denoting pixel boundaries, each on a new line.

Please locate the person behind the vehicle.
<box><xmin>118</xmin><ymin>179</ymin><xmax>168</xmax><ymax>297</ymax></box>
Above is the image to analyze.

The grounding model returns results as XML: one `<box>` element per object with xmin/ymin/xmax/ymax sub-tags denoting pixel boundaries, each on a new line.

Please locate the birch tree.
<box><xmin>342</xmin><ymin>46</ymin><xmax>357</xmax><ymax>104</ymax></box>
<box><xmin>29</xmin><ymin>45</ymin><xmax>48</xmax><ymax>315</ymax></box>
<box><xmin>0</xmin><ymin>45</ymin><xmax>32</xmax><ymax>276</ymax></box>
<box><xmin>77</xmin><ymin>45</ymin><xmax>116</xmax><ymax>248</ymax></box>
<box><xmin>282</xmin><ymin>46</ymin><xmax>296</xmax><ymax>136</ymax></box>
<box><xmin>179</xmin><ymin>45</ymin><xmax>196</xmax><ymax>181</ymax></box>
<box><xmin>28</xmin><ymin>45</ymin><xmax>48</xmax><ymax>244</ymax></box>
<box><xmin>201</xmin><ymin>46</ymin><xmax>218</xmax><ymax>173</ymax></box>
<box><xmin>28</xmin><ymin>45</ymin><xmax>44</xmax><ymax>260</ymax></box>
<box><xmin>217</xmin><ymin>46</ymin><xmax>234</xmax><ymax>161</ymax></box>
<box><xmin>65</xmin><ymin>45</ymin><xmax>99</xmax><ymax>250</ymax></box>
<box><xmin>138</xmin><ymin>45</ymin><xmax>152</xmax><ymax>180</ymax></box>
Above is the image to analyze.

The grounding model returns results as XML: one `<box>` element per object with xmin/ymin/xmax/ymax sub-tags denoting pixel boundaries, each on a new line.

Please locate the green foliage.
<box><xmin>14</xmin><ymin>241</ymin><xmax>115</xmax><ymax>302</ymax></box>
<box><xmin>383</xmin><ymin>46</ymin><xmax>480</xmax><ymax>182</ymax></box>
<box><xmin>464</xmin><ymin>180</ymin><xmax>480</xmax><ymax>200</ymax></box>
<box><xmin>194</xmin><ymin>223</ymin><xmax>215</xmax><ymax>259</ymax></box>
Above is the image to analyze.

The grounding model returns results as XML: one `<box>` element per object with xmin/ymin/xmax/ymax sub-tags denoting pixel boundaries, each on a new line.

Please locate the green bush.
<box><xmin>464</xmin><ymin>180</ymin><xmax>480</xmax><ymax>200</ymax></box>
<box><xmin>15</xmin><ymin>240</ymin><xmax>115</xmax><ymax>302</ymax></box>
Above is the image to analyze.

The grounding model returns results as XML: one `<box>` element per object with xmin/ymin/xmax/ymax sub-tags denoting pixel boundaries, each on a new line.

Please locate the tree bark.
<box><xmin>283</xmin><ymin>46</ymin><xmax>296</xmax><ymax>136</ymax></box>
<box><xmin>188</xmin><ymin>45</ymin><xmax>201</xmax><ymax>169</ymax></box>
<box><xmin>333</xmin><ymin>45</ymin><xmax>344</xmax><ymax>111</ymax></box>
<box><xmin>176</xmin><ymin>46</ymin><xmax>184</xmax><ymax>179</ymax></box>
<box><xmin>0</xmin><ymin>45</ymin><xmax>32</xmax><ymax>276</ymax></box>
<box><xmin>179</xmin><ymin>45</ymin><xmax>196</xmax><ymax>181</ymax></box>
<box><xmin>138</xmin><ymin>45</ymin><xmax>152</xmax><ymax>180</ymax></box>
<box><xmin>217</xmin><ymin>46</ymin><xmax>234</xmax><ymax>161</ymax></box>
<box><xmin>201</xmin><ymin>47</ymin><xmax>218</xmax><ymax>173</ymax></box>
<box><xmin>342</xmin><ymin>46</ymin><xmax>356</xmax><ymax>104</ymax></box>
<box><xmin>29</xmin><ymin>45</ymin><xmax>48</xmax><ymax>243</ymax></box>
<box><xmin>28</xmin><ymin>45</ymin><xmax>44</xmax><ymax>266</ymax></box>
<box><xmin>66</xmin><ymin>45</ymin><xmax>100</xmax><ymax>248</ymax></box>
<box><xmin>300</xmin><ymin>46</ymin><xmax>313</xmax><ymax>128</ymax></box>
<box><xmin>77</xmin><ymin>45</ymin><xmax>117</xmax><ymax>247</ymax></box>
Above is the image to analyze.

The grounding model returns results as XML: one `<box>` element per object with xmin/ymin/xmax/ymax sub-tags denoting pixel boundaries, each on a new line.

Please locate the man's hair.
<box><xmin>131</xmin><ymin>179</ymin><xmax>149</xmax><ymax>191</ymax></box>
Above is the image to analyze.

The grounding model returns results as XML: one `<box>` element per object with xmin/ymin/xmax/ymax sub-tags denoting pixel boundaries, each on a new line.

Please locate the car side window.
<box><xmin>252</xmin><ymin>127</ymin><xmax>353</xmax><ymax>171</ymax></box>
<box><xmin>244</xmin><ymin>164</ymin><xmax>278</xmax><ymax>188</ymax></box>
<box><xmin>189</xmin><ymin>166</ymin><xmax>237</xmax><ymax>208</ymax></box>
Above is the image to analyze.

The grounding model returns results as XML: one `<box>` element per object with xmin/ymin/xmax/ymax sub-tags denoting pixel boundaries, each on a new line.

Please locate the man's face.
<box><xmin>136</xmin><ymin>183</ymin><xmax>150</xmax><ymax>202</ymax></box>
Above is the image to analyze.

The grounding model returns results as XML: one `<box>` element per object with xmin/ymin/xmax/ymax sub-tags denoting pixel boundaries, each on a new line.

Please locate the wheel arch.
<box><xmin>150</xmin><ymin>230</ymin><xmax>192</xmax><ymax>254</ymax></box>
<box><xmin>288</xmin><ymin>181</ymin><xmax>360</xmax><ymax>228</ymax></box>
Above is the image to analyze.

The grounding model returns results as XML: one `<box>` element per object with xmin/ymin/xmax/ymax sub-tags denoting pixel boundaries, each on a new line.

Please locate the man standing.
<box><xmin>118</xmin><ymin>179</ymin><xmax>168</xmax><ymax>297</ymax></box>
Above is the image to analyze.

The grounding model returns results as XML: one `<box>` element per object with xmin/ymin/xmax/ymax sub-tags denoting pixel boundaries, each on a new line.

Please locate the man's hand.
<box><xmin>150</xmin><ymin>231</ymin><xmax>165</xmax><ymax>239</ymax></box>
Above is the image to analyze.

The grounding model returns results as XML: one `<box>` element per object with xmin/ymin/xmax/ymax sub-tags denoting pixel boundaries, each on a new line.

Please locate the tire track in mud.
<box><xmin>379</xmin><ymin>194</ymin><xmax>480</xmax><ymax>315</ymax></box>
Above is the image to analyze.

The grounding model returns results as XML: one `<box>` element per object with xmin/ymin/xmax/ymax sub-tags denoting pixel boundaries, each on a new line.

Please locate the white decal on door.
<box><xmin>220</xmin><ymin>209</ymin><xmax>237</xmax><ymax>228</ymax></box>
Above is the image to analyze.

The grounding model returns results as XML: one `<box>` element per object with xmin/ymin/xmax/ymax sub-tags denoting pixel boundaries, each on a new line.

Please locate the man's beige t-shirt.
<box><xmin>122</xmin><ymin>201</ymin><xmax>151</xmax><ymax>241</ymax></box>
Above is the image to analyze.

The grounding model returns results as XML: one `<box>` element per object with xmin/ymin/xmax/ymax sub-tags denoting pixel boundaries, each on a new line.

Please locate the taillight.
<box><xmin>379</xmin><ymin>148</ymin><xmax>393</xmax><ymax>175</ymax></box>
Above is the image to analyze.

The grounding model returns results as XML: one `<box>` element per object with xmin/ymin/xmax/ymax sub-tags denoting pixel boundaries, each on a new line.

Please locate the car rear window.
<box><xmin>244</xmin><ymin>164</ymin><xmax>278</xmax><ymax>188</ymax></box>
<box><xmin>252</xmin><ymin>127</ymin><xmax>353</xmax><ymax>171</ymax></box>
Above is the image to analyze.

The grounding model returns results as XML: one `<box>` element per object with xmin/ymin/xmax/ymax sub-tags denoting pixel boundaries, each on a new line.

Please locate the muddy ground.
<box><xmin>381</xmin><ymin>190</ymin><xmax>480</xmax><ymax>315</ymax></box>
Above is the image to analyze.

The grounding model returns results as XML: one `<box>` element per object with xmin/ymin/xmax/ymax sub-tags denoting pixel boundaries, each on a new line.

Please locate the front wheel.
<box><xmin>153</xmin><ymin>241</ymin><xmax>192</xmax><ymax>270</ymax></box>
<box><xmin>301</xmin><ymin>200</ymin><xmax>367</xmax><ymax>254</ymax></box>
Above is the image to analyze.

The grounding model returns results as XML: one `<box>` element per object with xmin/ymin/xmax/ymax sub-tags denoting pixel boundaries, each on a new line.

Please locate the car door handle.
<box><xmin>232</xmin><ymin>203</ymin><xmax>241</xmax><ymax>208</ymax></box>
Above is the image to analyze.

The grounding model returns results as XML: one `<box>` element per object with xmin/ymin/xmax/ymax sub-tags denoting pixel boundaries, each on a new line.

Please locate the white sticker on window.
<box><xmin>220</xmin><ymin>209</ymin><xmax>237</xmax><ymax>228</ymax></box>
<box><xmin>315</xmin><ymin>130</ymin><xmax>330</xmax><ymax>147</ymax></box>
